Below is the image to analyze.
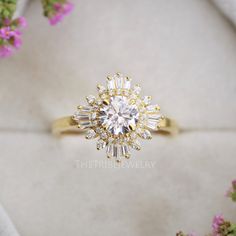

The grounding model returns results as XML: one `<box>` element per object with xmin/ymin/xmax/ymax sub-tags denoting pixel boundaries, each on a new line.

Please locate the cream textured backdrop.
<box><xmin>213</xmin><ymin>0</ymin><xmax>236</xmax><ymax>25</ymax></box>
<box><xmin>0</xmin><ymin>0</ymin><xmax>236</xmax><ymax>236</ymax></box>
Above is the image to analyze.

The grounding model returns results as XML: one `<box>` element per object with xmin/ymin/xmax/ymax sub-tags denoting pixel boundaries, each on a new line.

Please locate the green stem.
<box><xmin>0</xmin><ymin>0</ymin><xmax>17</xmax><ymax>25</ymax></box>
<box><xmin>41</xmin><ymin>0</ymin><xmax>66</xmax><ymax>17</ymax></box>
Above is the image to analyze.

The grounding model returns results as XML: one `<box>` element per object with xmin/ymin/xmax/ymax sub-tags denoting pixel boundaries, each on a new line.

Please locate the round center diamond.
<box><xmin>99</xmin><ymin>96</ymin><xmax>139</xmax><ymax>136</ymax></box>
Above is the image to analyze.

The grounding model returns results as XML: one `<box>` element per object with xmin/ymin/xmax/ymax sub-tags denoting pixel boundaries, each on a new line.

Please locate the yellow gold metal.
<box><xmin>129</xmin><ymin>99</ymin><xmax>136</xmax><ymax>105</ymax></box>
<box><xmin>52</xmin><ymin>116</ymin><xmax>179</xmax><ymax>136</ymax></box>
<box><xmin>128</xmin><ymin>124</ymin><xmax>136</xmax><ymax>131</ymax></box>
<box><xmin>97</xmin><ymin>84</ymin><xmax>102</xmax><ymax>89</ymax></box>
<box><xmin>125</xmin><ymin>154</ymin><xmax>131</xmax><ymax>159</ymax></box>
<box><xmin>102</xmin><ymin>99</ymin><xmax>110</xmax><ymax>105</ymax></box>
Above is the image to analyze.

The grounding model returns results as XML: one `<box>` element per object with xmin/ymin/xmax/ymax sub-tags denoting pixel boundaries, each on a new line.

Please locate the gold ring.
<box><xmin>52</xmin><ymin>73</ymin><xmax>179</xmax><ymax>161</ymax></box>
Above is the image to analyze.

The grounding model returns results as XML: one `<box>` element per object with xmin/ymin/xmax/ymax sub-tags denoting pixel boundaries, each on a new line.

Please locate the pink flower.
<box><xmin>13</xmin><ymin>35</ymin><xmax>22</xmax><ymax>49</ymax></box>
<box><xmin>0</xmin><ymin>45</ymin><xmax>13</xmax><ymax>58</ymax></box>
<box><xmin>49</xmin><ymin>1</ymin><xmax>74</xmax><ymax>25</ymax></box>
<box><xmin>212</xmin><ymin>214</ymin><xmax>225</xmax><ymax>236</ymax></box>
<box><xmin>0</xmin><ymin>28</ymin><xmax>22</xmax><ymax>48</ymax></box>
<box><xmin>3</xmin><ymin>19</ymin><xmax>11</xmax><ymax>26</ymax></box>
<box><xmin>17</xmin><ymin>17</ymin><xmax>27</xmax><ymax>28</ymax></box>
<box><xmin>62</xmin><ymin>2</ymin><xmax>74</xmax><ymax>14</ymax></box>
<box><xmin>226</xmin><ymin>179</ymin><xmax>236</xmax><ymax>201</ymax></box>
<box><xmin>49</xmin><ymin>13</ymin><xmax>64</xmax><ymax>25</ymax></box>
<box><xmin>10</xmin><ymin>30</ymin><xmax>22</xmax><ymax>49</ymax></box>
<box><xmin>0</xmin><ymin>17</ymin><xmax>27</xmax><ymax>59</ymax></box>
<box><xmin>0</xmin><ymin>27</ymin><xmax>14</xmax><ymax>40</ymax></box>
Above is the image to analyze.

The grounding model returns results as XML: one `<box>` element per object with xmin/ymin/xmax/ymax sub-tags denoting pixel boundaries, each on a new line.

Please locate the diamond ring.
<box><xmin>52</xmin><ymin>73</ymin><xmax>178</xmax><ymax>161</ymax></box>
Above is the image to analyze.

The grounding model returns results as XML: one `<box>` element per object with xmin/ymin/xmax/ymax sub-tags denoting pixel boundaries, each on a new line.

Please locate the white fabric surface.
<box><xmin>0</xmin><ymin>0</ymin><xmax>236</xmax><ymax>236</ymax></box>
<box><xmin>0</xmin><ymin>132</ymin><xmax>235</xmax><ymax>236</ymax></box>
<box><xmin>213</xmin><ymin>0</ymin><xmax>236</xmax><ymax>25</ymax></box>
<box><xmin>14</xmin><ymin>0</ymin><xmax>29</xmax><ymax>18</ymax></box>
<box><xmin>0</xmin><ymin>205</ymin><xmax>19</xmax><ymax>236</ymax></box>
<box><xmin>0</xmin><ymin>2</ymin><xmax>28</xmax><ymax>236</ymax></box>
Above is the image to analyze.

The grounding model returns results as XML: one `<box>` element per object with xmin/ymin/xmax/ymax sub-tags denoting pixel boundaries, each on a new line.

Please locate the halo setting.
<box><xmin>72</xmin><ymin>73</ymin><xmax>164</xmax><ymax>161</ymax></box>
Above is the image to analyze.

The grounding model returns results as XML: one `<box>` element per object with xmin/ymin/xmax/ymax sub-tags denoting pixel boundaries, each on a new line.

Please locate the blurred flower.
<box><xmin>0</xmin><ymin>26</ymin><xmax>13</xmax><ymax>39</ymax></box>
<box><xmin>212</xmin><ymin>214</ymin><xmax>225</xmax><ymax>235</ymax></box>
<box><xmin>0</xmin><ymin>17</ymin><xmax>27</xmax><ymax>58</ymax></box>
<box><xmin>49</xmin><ymin>2</ymin><xmax>74</xmax><ymax>25</ymax></box>
<box><xmin>0</xmin><ymin>45</ymin><xmax>13</xmax><ymax>57</ymax></box>
<box><xmin>212</xmin><ymin>214</ymin><xmax>236</xmax><ymax>236</ymax></box>
<box><xmin>12</xmin><ymin>30</ymin><xmax>22</xmax><ymax>49</ymax></box>
<box><xmin>226</xmin><ymin>179</ymin><xmax>236</xmax><ymax>202</ymax></box>
<box><xmin>178</xmin><ymin>180</ymin><xmax>236</xmax><ymax>236</ymax></box>
<box><xmin>16</xmin><ymin>16</ymin><xmax>27</xmax><ymax>28</ymax></box>
<box><xmin>42</xmin><ymin>0</ymin><xmax>74</xmax><ymax>26</ymax></box>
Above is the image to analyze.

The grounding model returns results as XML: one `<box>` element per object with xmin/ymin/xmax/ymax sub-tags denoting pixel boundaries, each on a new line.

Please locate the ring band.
<box><xmin>52</xmin><ymin>73</ymin><xmax>179</xmax><ymax>161</ymax></box>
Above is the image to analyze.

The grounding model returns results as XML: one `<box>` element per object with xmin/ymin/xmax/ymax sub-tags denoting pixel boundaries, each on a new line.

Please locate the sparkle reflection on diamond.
<box><xmin>99</xmin><ymin>96</ymin><xmax>139</xmax><ymax>135</ymax></box>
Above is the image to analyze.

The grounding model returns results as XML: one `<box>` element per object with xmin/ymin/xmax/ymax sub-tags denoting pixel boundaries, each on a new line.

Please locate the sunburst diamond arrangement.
<box><xmin>72</xmin><ymin>73</ymin><xmax>164</xmax><ymax>161</ymax></box>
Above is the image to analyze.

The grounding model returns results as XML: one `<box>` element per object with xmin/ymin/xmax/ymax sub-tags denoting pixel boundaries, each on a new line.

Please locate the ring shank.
<box><xmin>52</xmin><ymin>116</ymin><xmax>178</xmax><ymax>136</ymax></box>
